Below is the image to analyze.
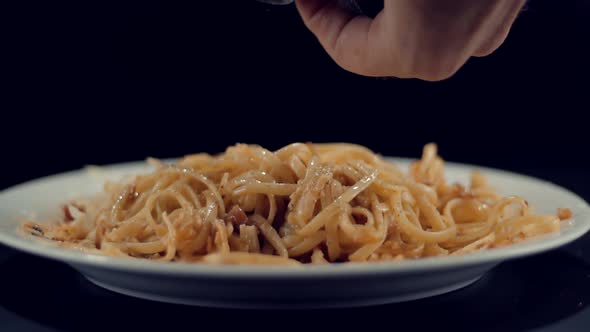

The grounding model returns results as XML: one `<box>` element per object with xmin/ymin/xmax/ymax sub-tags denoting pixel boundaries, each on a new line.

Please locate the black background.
<box><xmin>2</xmin><ymin>1</ymin><xmax>590</xmax><ymax>331</ymax></box>
<box><xmin>3</xmin><ymin>0</ymin><xmax>589</xmax><ymax>193</ymax></box>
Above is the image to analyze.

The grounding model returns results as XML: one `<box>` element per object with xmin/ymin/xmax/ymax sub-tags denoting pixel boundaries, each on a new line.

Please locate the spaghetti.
<box><xmin>22</xmin><ymin>143</ymin><xmax>570</xmax><ymax>265</ymax></box>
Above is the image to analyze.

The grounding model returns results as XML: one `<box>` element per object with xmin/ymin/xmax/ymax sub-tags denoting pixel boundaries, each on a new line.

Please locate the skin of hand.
<box><xmin>295</xmin><ymin>0</ymin><xmax>527</xmax><ymax>81</ymax></box>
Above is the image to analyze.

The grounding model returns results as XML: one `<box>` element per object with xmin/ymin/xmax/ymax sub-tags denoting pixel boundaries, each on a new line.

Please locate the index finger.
<box><xmin>295</xmin><ymin>0</ymin><xmax>391</xmax><ymax>76</ymax></box>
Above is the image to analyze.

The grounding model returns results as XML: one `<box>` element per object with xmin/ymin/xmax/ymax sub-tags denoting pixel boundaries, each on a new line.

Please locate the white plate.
<box><xmin>1</xmin><ymin>159</ymin><xmax>589</xmax><ymax>309</ymax></box>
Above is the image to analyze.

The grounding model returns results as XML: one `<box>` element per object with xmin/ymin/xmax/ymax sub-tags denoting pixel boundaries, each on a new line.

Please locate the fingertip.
<box><xmin>473</xmin><ymin>29</ymin><xmax>509</xmax><ymax>57</ymax></box>
<box><xmin>474</xmin><ymin>0</ymin><xmax>525</xmax><ymax>57</ymax></box>
<box><xmin>295</xmin><ymin>1</ymin><xmax>383</xmax><ymax>76</ymax></box>
<box><xmin>294</xmin><ymin>0</ymin><xmax>328</xmax><ymax>24</ymax></box>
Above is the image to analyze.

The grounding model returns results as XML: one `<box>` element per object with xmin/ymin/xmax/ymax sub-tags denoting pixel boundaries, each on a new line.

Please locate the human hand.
<box><xmin>295</xmin><ymin>0</ymin><xmax>526</xmax><ymax>80</ymax></box>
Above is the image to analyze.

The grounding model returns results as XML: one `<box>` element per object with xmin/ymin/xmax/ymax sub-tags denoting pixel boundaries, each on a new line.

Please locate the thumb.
<box><xmin>295</xmin><ymin>0</ymin><xmax>383</xmax><ymax>76</ymax></box>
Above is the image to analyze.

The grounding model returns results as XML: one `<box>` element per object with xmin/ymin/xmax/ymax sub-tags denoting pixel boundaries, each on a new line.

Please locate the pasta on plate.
<box><xmin>22</xmin><ymin>143</ymin><xmax>571</xmax><ymax>265</ymax></box>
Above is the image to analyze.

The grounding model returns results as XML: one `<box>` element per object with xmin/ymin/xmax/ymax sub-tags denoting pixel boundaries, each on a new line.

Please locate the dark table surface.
<box><xmin>1</xmin><ymin>170</ymin><xmax>589</xmax><ymax>332</ymax></box>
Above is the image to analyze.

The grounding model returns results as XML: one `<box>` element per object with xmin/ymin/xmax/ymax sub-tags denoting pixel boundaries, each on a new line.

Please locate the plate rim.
<box><xmin>1</xmin><ymin>157</ymin><xmax>589</xmax><ymax>278</ymax></box>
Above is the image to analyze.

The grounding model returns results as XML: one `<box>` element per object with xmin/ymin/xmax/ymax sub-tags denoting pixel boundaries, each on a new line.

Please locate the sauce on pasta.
<box><xmin>22</xmin><ymin>143</ymin><xmax>571</xmax><ymax>265</ymax></box>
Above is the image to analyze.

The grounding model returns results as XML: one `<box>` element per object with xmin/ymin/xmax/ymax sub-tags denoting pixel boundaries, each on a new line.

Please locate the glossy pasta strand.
<box><xmin>22</xmin><ymin>143</ymin><xmax>568</xmax><ymax>265</ymax></box>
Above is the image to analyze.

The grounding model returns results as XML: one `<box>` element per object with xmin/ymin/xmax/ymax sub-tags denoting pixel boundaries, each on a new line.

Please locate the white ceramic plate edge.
<box><xmin>0</xmin><ymin>158</ymin><xmax>589</xmax><ymax>279</ymax></box>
